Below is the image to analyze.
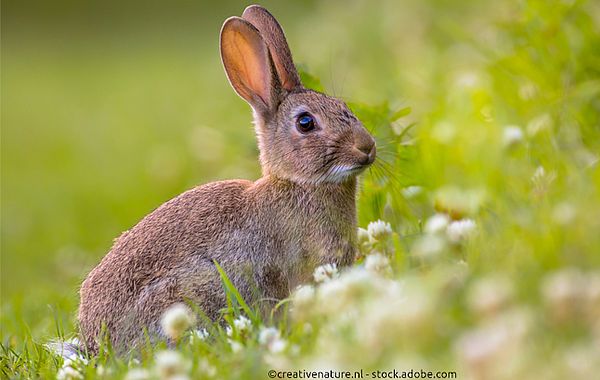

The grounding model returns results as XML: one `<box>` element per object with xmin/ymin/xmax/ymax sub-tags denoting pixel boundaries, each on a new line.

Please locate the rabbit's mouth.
<box><xmin>325</xmin><ymin>164</ymin><xmax>369</xmax><ymax>183</ymax></box>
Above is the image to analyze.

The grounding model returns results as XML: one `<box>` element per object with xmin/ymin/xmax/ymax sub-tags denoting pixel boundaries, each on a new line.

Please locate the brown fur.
<box><xmin>78</xmin><ymin>5</ymin><xmax>375</xmax><ymax>355</ymax></box>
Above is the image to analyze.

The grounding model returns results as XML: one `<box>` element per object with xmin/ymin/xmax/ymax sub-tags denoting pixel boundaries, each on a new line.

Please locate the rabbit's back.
<box><xmin>78</xmin><ymin>179</ymin><xmax>253</xmax><ymax>353</ymax></box>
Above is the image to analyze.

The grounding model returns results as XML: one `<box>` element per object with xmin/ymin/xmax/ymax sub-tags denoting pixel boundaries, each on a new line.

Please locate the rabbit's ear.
<box><xmin>242</xmin><ymin>5</ymin><xmax>302</xmax><ymax>91</ymax></box>
<box><xmin>220</xmin><ymin>17</ymin><xmax>278</xmax><ymax>114</ymax></box>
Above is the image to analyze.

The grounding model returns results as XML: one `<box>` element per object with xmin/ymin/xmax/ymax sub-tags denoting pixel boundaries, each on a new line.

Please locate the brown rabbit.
<box><xmin>78</xmin><ymin>4</ymin><xmax>375</xmax><ymax>354</ymax></box>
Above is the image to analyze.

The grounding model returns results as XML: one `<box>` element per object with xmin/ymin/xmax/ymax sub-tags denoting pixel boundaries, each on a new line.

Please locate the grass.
<box><xmin>2</xmin><ymin>0</ymin><xmax>600</xmax><ymax>379</ymax></box>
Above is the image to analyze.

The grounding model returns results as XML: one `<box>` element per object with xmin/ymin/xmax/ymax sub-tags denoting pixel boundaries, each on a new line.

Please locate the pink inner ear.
<box><xmin>221</xmin><ymin>19</ymin><xmax>273</xmax><ymax>109</ymax></box>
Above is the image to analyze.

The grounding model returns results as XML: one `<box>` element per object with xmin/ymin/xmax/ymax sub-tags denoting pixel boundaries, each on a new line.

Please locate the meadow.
<box><xmin>2</xmin><ymin>0</ymin><xmax>600</xmax><ymax>379</ymax></box>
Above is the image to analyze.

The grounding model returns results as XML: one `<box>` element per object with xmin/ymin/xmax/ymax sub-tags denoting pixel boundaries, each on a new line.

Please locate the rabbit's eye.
<box><xmin>296</xmin><ymin>113</ymin><xmax>316</xmax><ymax>134</ymax></box>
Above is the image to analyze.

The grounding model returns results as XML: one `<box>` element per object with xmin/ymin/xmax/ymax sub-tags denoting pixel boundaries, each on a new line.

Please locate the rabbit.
<box><xmin>77</xmin><ymin>4</ymin><xmax>376</xmax><ymax>355</ymax></box>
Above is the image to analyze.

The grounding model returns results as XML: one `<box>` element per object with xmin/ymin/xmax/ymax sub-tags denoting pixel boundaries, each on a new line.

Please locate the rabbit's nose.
<box><xmin>355</xmin><ymin>140</ymin><xmax>376</xmax><ymax>165</ymax></box>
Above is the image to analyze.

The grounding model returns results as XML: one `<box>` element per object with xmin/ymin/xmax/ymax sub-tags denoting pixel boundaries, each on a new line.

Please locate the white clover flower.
<box><xmin>364</xmin><ymin>253</ymin><xmax>392</xmax><ymax>277</ymax></box>
<box><xmin>57</xmin><ymin>354</ymin><xmax>88</xmax><ymax>380</ymax></box>
<box><xmin>257</xmin><ymin>326</ymin><xmax>278</xmax><ymax>345</ymax></box>
<box><xmin>313</xmin><ymin>263</ymin><xmax>338</xmax><ymax>283</ymax></box>
<box><xmin>161</xmin><ymin>303</ymin><xmax>195</xmax><ymax>341</ymax></box>
<box><xmin>502</xmin><ymin>125</ymin><xmax>524</xmax><ymax>147</ymax></box>
<box><xmin>259</xmin><ymin>326</ymin><xmax>288</xmax><ymax>354</ymax></box>
<box><xmin>357</xmin><ymin>227</ymin><xmax>370</xmax><ymax>245</ymax></box>
<box><xmin>367</xmin><ymin>220</ymin><xmax>393</xmax><ymax>241</ymax></box>
<box><xmin>412</xmin><ymin>234</ymin><xmax>447</xmax><ymax>260</ymax></box>
<box><xmin>268</xmin><ymin>338</ymin><xmax>287</xmax><ymax>354</ymax></box>
<box><xmin>125</xmin><ymin>368</ymin><xmax>152</xmax><ymax>380</ymax></box>
<box><xmin>56</xmin><ymin>365</ymin><xmax>83</xmax><ymax>380</ymax></box>
<box><xmin>316</xmin><ymin>267</ymin><xmax>389</xmax><ymax>315</ymax></box>
<box><xmin>446</xmin><ymin>219</ymin><xmax>476</xmax><ymax>243</ymax></box>
<box><xmin>228</xmin><ymin>339</ymin><xmax>243</xmax><ymax>353</ymax></box>
<box><xmin>424</xmin><ymin>213</ymin><xmax>450</xmax><ymax>234</ymax></box>
<box><xmin>154</xmin><ymin>350</ymin><xmax>190</xmax><ymax>380</ymax></box>
<box><xmin>292</xmin><ymin>285</ymin><xmax>315</xmax><ymax>309</ymax></box>
<box><xmin>189</xmin><ymin>328</ymin><xmax>209</xmax><ymax>344</ymax></box>
<box><xmin>467</xmin><ymin>276</ymin><xmax>514</xmax><ymax>317</ymax></box>
<box><xmin>317</xmin><ymin>278</ymin><xmax>351</xmax><ymax>315</ymax></box>
<box><xmin>233</xmin><ymin>315</ymin><xmax>252</xmax><ymax>332</ymax></box>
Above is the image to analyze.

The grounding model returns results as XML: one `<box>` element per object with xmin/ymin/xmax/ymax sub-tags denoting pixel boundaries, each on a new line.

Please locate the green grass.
<box><xmin>2</xmin><ymin>0</ymin><xmax>600</xmax><ymax>379</ymax></box>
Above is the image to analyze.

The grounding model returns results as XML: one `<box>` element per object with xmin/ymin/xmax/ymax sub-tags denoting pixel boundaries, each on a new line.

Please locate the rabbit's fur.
<box><xmin>78</xmin><ymin>5</ymin><xmax>376</xmax><ymax>355</ymax></box>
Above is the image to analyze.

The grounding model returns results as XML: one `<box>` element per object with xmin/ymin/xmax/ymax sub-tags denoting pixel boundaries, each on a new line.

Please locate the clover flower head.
<box><xmin>56</xmin><ymin>353</ymin><xmax>88</xmax><ymax>380</ymax></box>
<box><xmin>313</xmin><ymin>263</ymin><xmax>338</xmax><ymax>283</ymax></box>
<box><xmin>154</xmin><ymin>350</ymin><xmax>190</xmax><ymax>380</ymax></box>
<box><xmin>413</xmin><ymin>234</ymin><xmax>447</xmax><ymax>260</ymax></box>
<box><xmin>292</xmin><ymin>285</ymin><xmax>315</xmax><ymax>307</ymax></box>
<box><xmin>446</xmin><ymin>219</ymin><xmax>476</xmax><ymax>243</ymax></box>
<box><xmin>259</xmin><ymin>326</ymin><xmax>287</xmax><ymax>354</ymax></box>
<box><xmin>161</xmin><ymin>303</ymin><xmax>196</xmax><ymax>341</ymax></box>
<box><xmin>424</xmin><ymin>214</ymin><xmax>450</xmax><ymax>234</ymax></box>
<box><xmin>367</xmin><ymin>220</ymin><xmax>393</xmax><ymax>241</ymax></box>
<box><xmin>357</xmin><ymin>228</ymin><xmax>370</xmax><ymax>244</ymax></box>
<box><xmin>364</xmin><ymin>253</ymin><xmax>392</xmax><ymax>277</ymax></box>
<box><xmin>233</xmin><ymin>315</ymin><xmax>252</xmax><ymax>332</ymax></box>
<box><xmin>189</xmin><ymin>328</ymin><xmax>209</xmax><ymax>343</ymax></box>
<box><xmin>228</xmin><ymin>339</ymin><xmax>243</xmax><ymax>353</ymax></box>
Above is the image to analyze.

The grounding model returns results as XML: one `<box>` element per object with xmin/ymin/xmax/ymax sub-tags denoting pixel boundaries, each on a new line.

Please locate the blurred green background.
<box><xmin>1</xmin><ymin>0</ymin><xmax>437</xmax><ymax>315</ymax></box>
<box><xmin>2</xmin><ymin>0</ymin><xmax>600</xmax><ymax>369</ymax></box>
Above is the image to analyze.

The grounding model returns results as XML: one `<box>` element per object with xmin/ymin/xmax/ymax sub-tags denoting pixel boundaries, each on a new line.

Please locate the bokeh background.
<box><xmin>2</xmin><ymin>0</ymin><xmax>600</xmax><ymax>378</ymax></box>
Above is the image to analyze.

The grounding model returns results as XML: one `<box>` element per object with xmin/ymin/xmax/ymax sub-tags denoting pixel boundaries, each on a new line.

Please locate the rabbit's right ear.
<box><xmin>242</xmin><ymin>5</ymin><xmax>302</xmax><ymax>91</ymax></box>
<box><xmin>220</xmin><ymin>17</ymin><xmax>278</xmax><ymax>115</ymax></box>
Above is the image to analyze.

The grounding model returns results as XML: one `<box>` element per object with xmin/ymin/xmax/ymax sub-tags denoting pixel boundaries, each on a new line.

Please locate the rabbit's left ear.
<box><xmin>242</xmin><ymin>5</ymin><xmax>302</xmax><ymax>91</ymax></box>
